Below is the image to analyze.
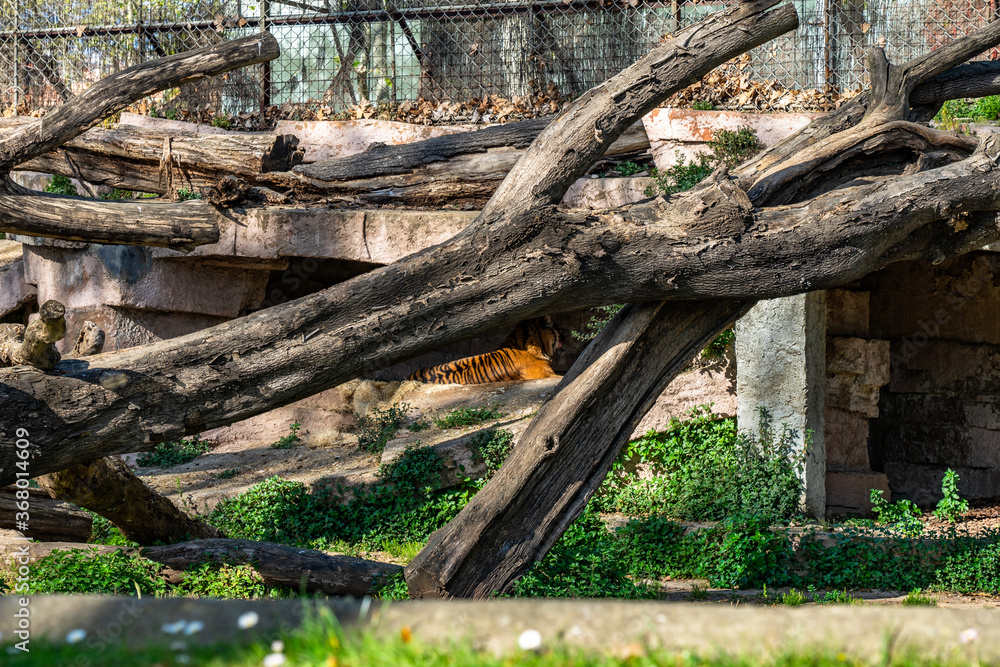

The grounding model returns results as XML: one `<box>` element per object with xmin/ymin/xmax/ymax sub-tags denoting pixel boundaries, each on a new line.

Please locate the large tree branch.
<box><xmin>0</xmin><ymin>34</ymin><xmax>280</xmax><ymax>172</ymax></box>
<box><xmin>0</xmin><ymin>177</ymin><xmax>220</xmax><ymax>249</ymax></box>
<box><xmin>3</xmin><ymin>131</ymin><xmax>1000</xmax><ymax>484</ymax></box>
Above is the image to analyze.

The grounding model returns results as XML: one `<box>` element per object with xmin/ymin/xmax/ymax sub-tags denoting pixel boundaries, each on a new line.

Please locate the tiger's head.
<box><xmin>506</xmin><ymin>316</ymin><xmax>562</xmax><ymax>360</ymax></box>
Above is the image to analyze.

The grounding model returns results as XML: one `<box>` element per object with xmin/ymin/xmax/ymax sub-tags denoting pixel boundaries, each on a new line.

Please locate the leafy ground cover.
<box><xmin>0</xmin><ymin>607</ymin><xmax>989</xmax><ymax>667</ymax></box>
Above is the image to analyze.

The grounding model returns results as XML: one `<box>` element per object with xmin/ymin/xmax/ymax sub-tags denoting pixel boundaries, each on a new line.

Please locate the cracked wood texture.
<box><xmin>5</xmin><ymin>3</ymin><xmax>1000</xmax><ymax>598</ymax></box>
<box><xmin>0</xmin><ymin>119</ymin><xmax>304</xmax><ymax>196</ymax></box>
<box><xmin>262</xmin><ymin>120</ymin><xmax>649</xmax><ymax>206</ymax></box>
<box><xmin>0</xmin><ymin>33</ymin><xmax>279</xmax><ymax>249</ymax></box>
<box><xmin>0</xmin><ymin>0</ymin><xmax>798</xmax><ymax>483</ymax></box>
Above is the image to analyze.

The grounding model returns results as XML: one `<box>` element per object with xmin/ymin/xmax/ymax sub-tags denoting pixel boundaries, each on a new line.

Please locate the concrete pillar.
<box><xmin>736</xmin><ymin>292</ymin><xmax>827</xmax><ymax>518</ymax></box>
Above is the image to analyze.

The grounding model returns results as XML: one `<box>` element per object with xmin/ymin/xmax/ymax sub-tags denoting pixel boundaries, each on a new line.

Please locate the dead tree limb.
<box><xmin>0</xmin><ymin>538</ymin><xmax>400</xmax><ymax>597</ymax></box>
<box><xmin>4</xmin><ymin>3</ymin><xmax>1000</xmax><ymax>599</ymax></box>
<box><xmin>0</xmin><ymin>487</ymin><xmax>93</xmax><ymax>542</ymax></box>
<box><xmin>261</xmin><ymin>119</ymin><xmax>649</xmax><ymax>205</ymax></box>
<box><xmin>1</xmin><ymin>120</ymin><xmax>304</xmax><ymax>196</ymax></box>
<box><xmin>0</xmin><ymin>33</ymin><xmax>280</xmax><ymax>250</ymax></box>
<box><xmin>0</xmin><ymin>0</ymin><xmax>800</xmax><ymax>482</ymax></box>
<box><xmin>0</xmin><ymin>304</ymin><xmax>223</xmax><ymax>546</ymax></box>
<box><xmin>143</xmin><ymin>539</ymin><xmax>401</xmax><ymax>596</ymax></box>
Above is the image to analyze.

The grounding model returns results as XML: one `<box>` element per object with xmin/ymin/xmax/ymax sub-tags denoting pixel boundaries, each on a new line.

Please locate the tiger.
<box><xmin>408</xmin><ymin>316</ymin><xmax>562</xmax><ymax>384</ymax></box>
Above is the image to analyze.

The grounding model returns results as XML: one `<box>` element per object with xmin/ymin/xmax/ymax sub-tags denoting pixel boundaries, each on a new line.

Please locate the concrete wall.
<box><xmin>736</xmin><ymin>293</ymin><xmax>827</xmax><ymax>518</ymax></box>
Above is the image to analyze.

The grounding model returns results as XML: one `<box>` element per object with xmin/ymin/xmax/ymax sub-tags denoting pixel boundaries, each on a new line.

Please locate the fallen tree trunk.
<box><xmin>3</xmin><ymin>121</ymin><xmax>304</xmax><ymax>197</ymax></box>
<box><xmin>0</xmin><ymin>538</ymin><xmax>400</xmax><ymax>597</ymax></box>
<box><xmin>0</xmin><ymin>0</ymin><xmax>802</xmax><ymax>480</ymax></box>
<box><xmin>143</xmin><ymin>539</ymin><xmax>402</xmax><ymax>596</ymax></box>
<box><xmin>0</xmin><ymin>33</ymin><xmax>280</xmax><ymax>249</ymax></box>
<box><xmin>0</xmin><ymin>487</ymin><xmax>93</xmax><ymax>542</ymax></box>
<box><xmin>5</xmin><ymin>1</ymin><xmax>1000</xmax><ymax>600</ymax></box>
<box><xmin>260</xmin><ymin>120</ymin><xmax>650</xmax><ymax>206</ymax></box>
<box><xmin>0</xmin><ymin>302</ymin><xmax>224</xmax><ymax>546</ymax></box>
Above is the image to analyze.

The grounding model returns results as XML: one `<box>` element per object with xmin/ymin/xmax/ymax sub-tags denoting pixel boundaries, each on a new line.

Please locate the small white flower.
<box><xmin>960</xmin><ymin>628</ymin><xmax>979</xmax><ymax>644</ymax></box>
<box><xmin>65</xmin><ymin>629</ymin><xmax>87</xmax><ymax>644</ymax></box>
<box><xmin>184</xmin><ymin>621</ymin><xmax>204</xmax><ymax>635</ymax></box>
<box><xmin>162</xmin><ymin>621</ymin><xmax>187</xmax><ymax>635</ymax></box>
<box><xmin>517</xmin><ymin>629</ymin><xmax>543</xmax><ymax>651</ymax></box>
<box><xmin>238</xmin><ymin>611</ymin><xmax>260</xmax><ymax>629</ymax></box>
<box><xmin>170</xmin><ymin>640</ymin><xmax>187</xmax><ymax>651</ymax></box>
<box><xmin>271</xmin><ymin>640</ymin><xmax>285</xmax><ymax>653</ymax></box>
<box><xmin>263</xmin><ymin>653</ymin><xmax>287</xmax><ymax>667</ymax></box>
<box><xmin>570</xmin><ymin>625</ymin><xmax>582</xmax><ymax>636</ymax></box>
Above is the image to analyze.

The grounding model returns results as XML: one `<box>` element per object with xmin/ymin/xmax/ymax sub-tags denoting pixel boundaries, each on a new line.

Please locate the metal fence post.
<box><xmin>260</xmin><ymin>0</ymin><xmax>272</xmax><ymax>118</ymax></box>
<box><xmin>11</xmin><ymin>0</ymin><xmax>19</xmax><ymax>114</ymax></box>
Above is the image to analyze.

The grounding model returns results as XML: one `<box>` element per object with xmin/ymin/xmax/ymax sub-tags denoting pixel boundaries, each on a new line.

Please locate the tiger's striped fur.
<box><xmin>408</xmin><ymin>317</ymin><xmax>561</xmax><ymax>384</ymax></box>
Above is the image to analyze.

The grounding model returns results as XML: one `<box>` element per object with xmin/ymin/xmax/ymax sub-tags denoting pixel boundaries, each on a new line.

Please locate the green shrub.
<box><xmin>609</xmin><ymin>161</ymin><xmax>644</xmax><ymax>177</ymax></box>
<box><xmin>571</xmin><ymin>304</ymin><xmax>626</xmax><ymax>342</ymax></box>
<box><xmin>43</xmin><ymin>174</ymin><xmax>78</xmax><ymax>196</ymax></box>
<box><xmin>269</xmin><ymin>422</ymin><xmax>303</xmax><ymax>449</ymax></box>
<box><xmin>972</xmin><ymin>95</ymin><xmax>1000</xmax><ymax>121</ymax></box>
<box><xmin>177</xmin><ymin>188</ymin><xmax>203</xmax><ymax>200</ymax></box>
<box><xmin>594</xmin><ymin>406</ymin><xmax>803</xmax><ymax>523</ymax></box>
<box><xmin>216</xmin><ymin>468</ymin><xmax>240</xmax><ymax>479</ymax></box>
<box><xmin>514</xmin><ymin>508</ymin><xmax>653</xmax><ymax>599</ymax></box>
<box><xmin>173</xmin><ymin>563</ymin><xmax>274</xmax><ymax>598</ymax></box>
<box><xmin>356</xmin><ymin>403</ymin><xmax>410</xmax><ymax>454</ymax></box>
<box><xmin>691</xmin><ymin>100</ymin><xmax>714</xmax><ymax>110</ymax></box>
<box><xmin>933</xmin><ymin>469</ymin><xmax>968</xmax><ymax>523</ymax></box>
<box><xmin>645</xmin><ymin>127</ymin><xmax>763</xmax><ymax>197</ymax></box>
<box><xmin>466</xmin><ymin>427</ymin><xmax>515</xmax><ymax>475</ymax></box>
<box><xmin>933</xmin><ymin>542</ymin><xmax>1000</xmax><ymax>593</ymax></box>
<box><xmin>210</xmin><ymin>114</ymin><xmax>232</xmax><ymax>129</ymax></box>
<box><xmin>87</xmin><ymin>513</ymin><xmax>136</xmax><ymax>546</ymax></box>
<box><xmin>870</xmin><ymin>489</ymin><xmax>924</xmax><ymax>536</ymax></box>
<box><xmin>8</xmin><ymin>549</ymin><xmax>167</xmax><ymax>596</ymax></box>
<box><xmin>901</xmin><ymin>588</ymin><xmax>937</xmax><ymax>606</ymax></box>
<box><xmin>136</xmin><ymin>436</ymin><xmax>211</xmax><ymax>468</ymax></box>
<box><xmin>434</xmin><ymin>406</ymin><xmax>505</xmax><ymax>429</ymax></box>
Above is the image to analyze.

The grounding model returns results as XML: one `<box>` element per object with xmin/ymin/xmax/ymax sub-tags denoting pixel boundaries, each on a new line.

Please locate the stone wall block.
<box><xmin>824</xmin><ymin>407</ymin><xmax>871</xmax><ymax>470</ymax></box>
<box><xmin>826</xmin><ymin>471</ymin><xmax>889</xmax><ymax>514</ymax></box>
<box><xmin>826</xmin><ymin>289</ymin><xmax>870</xmax><ymax>337</ymax></box>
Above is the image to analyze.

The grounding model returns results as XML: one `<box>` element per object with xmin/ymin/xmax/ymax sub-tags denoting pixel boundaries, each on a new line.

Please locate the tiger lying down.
<box><xmin>408</xmin><ymin>316</ymin><xmax>562</xmax><ymax>384</ymax></box>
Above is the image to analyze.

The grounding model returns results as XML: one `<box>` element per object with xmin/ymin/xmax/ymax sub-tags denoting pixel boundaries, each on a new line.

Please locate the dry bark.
<box><xmin>0</xmin><ymin>487</ymin><xmax>93</xmax><ymax>542</ymax></box>
<box><xmin>0</xmin><ymin>0</ymin><xmax>801</xmax><ymax>482</ymax></box>
<box><xmin>261</xmin><ymin>119</ymin><xmax>649</xmax><ymax>206</ymax></box>
<box><xmin>4</xmin><ymin>1</ymin><xmax>1000</xmax><ymax>598</ymax></box>
<box><xmin>0</xmin><ymin>300</ymin><xmax>66</xmax><ymax>370</ymax></box>
<box><xmin>0</xmin><ymin>301</ymin><xmax>222</xmax><ymax>546</ymax></box>
<box><xmin>0</xmin><ymin>33</ymin><xmax>280</xmax><ymax>250</ymax></box>
<box><xmin>144</xmin><ymin>539</ymin><xmax>401</xmax><ymax>596</ymax></box>
<box><xmin>3</xmin><ymin>121</ymin><xmax>304</xmax><ymax>197</ymax></box>
<box><xmin>0</xmin><ymin>538</ymin><xmax>400</xmax><ymax>597</ymax></box>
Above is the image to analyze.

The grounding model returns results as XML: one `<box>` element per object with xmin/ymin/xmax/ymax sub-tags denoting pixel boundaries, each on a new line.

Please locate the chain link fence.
<box><xmin>1</xmin><ymin>0</ymin><xmax>999</xmax><ymax>124</ymax></box>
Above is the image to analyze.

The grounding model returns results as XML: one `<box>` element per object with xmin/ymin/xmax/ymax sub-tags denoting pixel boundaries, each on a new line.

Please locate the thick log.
<box><xmin>0</xmin><ymin>176</ymin><xmax>221</xmax><ymax>250</ymax></box>
<box><xmin>0</xmin><ymin>34</ymin><xmax>280</xmax><ymax>172</ymax></box>
<box><xmin>0</xmin><ymin>34</ymin><xmax>282</xmax><ymax>249</ymax></box>
<box><xmin>406</xmin><ymin>300</ymin><xmax>752</xmax><ymax>597</ymax></box>
<box><xmin>36</xmin><ymin>456</ymin><xmax>224</xmax><ymax>546</ymax></box>
<box><xmin>0</xmin><ymin>538</ymin><xmax>400</xmax><ymax>597</ymax></box>
<box><xmin>2</xmin><ymin>119</ymin><xmax>303</xmax><ymax>196</ymax></box>
<box><xmin>262</xmin><ymin>121</ymin><xmax>650</xmax><ymax>206</ymax></box>
<box><xmin>0</xmin><ymin>487</ymin><xmax>93</xmax><ymax>542</ymax></box>
<box><xmin>142</xmin><ymin>539</ymin><xmax>402</xmax><ymax>596</ymax></box>
<box><xmin>0</xmin><ymin>0</ymin><xmax>802</xmax><ymax>482</ymax></box>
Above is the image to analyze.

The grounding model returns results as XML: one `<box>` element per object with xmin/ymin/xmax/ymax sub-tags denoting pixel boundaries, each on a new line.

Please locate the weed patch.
<box><xmin>356</xmin><ymin>403</ymin><xmax>409</xmax><ymax>454</ymax></box>
<box><xmin>136</xmin><ymin>436</ymin><xmax>211</xmax><ymax>468</ymax></box>
<box><xmin>268</xmin><ymin>422</ymin><xmax>303</xmax><ymax>449</ymax></box>
<box><xmin>434</xmin><ymin>406</ymin><xmax>505</xmax><ymax>429</ymax></box>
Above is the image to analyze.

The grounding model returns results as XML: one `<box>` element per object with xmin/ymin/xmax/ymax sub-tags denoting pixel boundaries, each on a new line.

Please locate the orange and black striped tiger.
<box><xmin>408</xmin><ymin>317</ymin><xmax>562</xmax><ymax>384</ymax></box>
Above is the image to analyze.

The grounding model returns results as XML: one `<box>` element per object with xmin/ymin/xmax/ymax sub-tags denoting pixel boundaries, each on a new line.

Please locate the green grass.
<box><xmin>136</xmin><ymin>436</ymin><xmax>212</xmax><ymax>468</ymax></box>
<box><xmin>0</xmin><ymin>607</ymin><xmax>990</xmax><ymax>667</ymax></box>
<box><xmin>434</xmin><ymin>406</ymin><xmax>506</xmax><ymax>429</ymax></box>
<box><xmin>269</xmin><ymin>422</ymin><xmax>303</xmax><ymax>450</ymax></box>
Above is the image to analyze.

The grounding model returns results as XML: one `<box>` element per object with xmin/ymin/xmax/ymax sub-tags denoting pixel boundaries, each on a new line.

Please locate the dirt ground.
<box><xmin>125</xmin><ymin>378</ymin><xmax>1000</xmax><ymax>608</ymax></box>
